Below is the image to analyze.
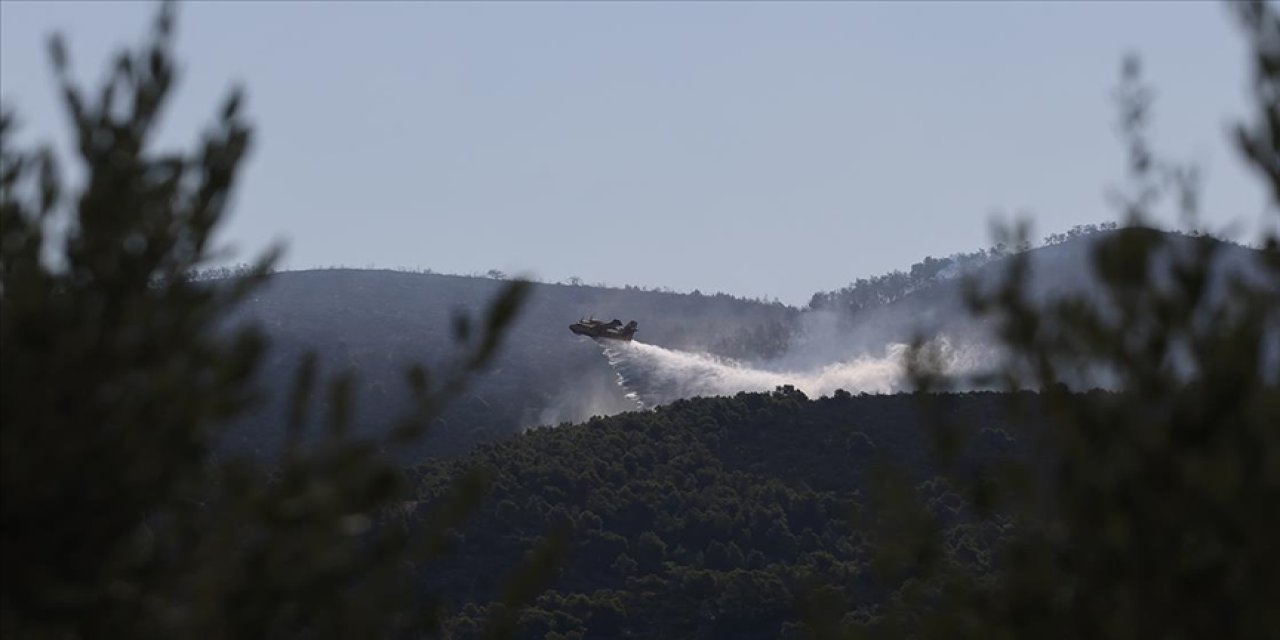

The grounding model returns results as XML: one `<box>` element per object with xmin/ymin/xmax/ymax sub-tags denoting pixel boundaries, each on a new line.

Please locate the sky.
<box><xmin>1</xmin><ymin>1</ymin><xmax>1271</xmax><ymax>305</ymax></box>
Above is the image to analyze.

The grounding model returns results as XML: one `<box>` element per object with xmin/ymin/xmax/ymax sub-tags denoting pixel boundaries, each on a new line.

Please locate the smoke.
<box><xmin>599</xmin><ymin>337</ymin><xmax>992</xmax><ymax>408</ymax></box>
<box><xmin>557</xmin><ymin>234</ymin><xmax>1274</xmax><ymax>416</ymax></box>
<box><xmin>534</xmin><ymin>367</ymin><xmax>639</xmax><ymax>427</ymax></box>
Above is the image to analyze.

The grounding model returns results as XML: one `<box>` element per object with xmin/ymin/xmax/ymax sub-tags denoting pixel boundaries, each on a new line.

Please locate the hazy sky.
<box><xmin>1</xmin><ymin>1</ymin><xmax>1270</xmax><ymax>305</ymax></box>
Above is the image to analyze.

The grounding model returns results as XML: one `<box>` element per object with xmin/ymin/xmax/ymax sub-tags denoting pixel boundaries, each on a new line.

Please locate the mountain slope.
<box><xmin>221</xmin><ymin>230</ymin><xmax>1269</xmax><ymax>459</ymax></box>
<box><xmin>225</xmin><ymin>271</ymin><xmax>795</xmax><ymax>457</ymax></box>
<box><xmin>780</xmin><ymin>230</ymin><xmax>1270</xmax><ymax>376</ymax></box>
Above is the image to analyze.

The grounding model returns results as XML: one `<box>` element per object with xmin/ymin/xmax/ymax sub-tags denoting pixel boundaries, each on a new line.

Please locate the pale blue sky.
<box><xmin>1</xmin><ymin>1</ymin><xmax>1269</xmax><ymax>304</ymax></box>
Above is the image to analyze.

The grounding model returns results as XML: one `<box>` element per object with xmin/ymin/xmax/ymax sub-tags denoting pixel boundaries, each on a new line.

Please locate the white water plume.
<box><xmin>599</xmin><ymin>338</ymin><xmax>989</xmax><ymax>408</ymax></box>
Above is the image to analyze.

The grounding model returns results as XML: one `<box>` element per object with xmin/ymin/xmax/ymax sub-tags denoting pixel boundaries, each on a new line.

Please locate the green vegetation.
<box><xmin>0</xmin><ymin>7</ymin><xmax>537</xmax><ymax>637</ymax></box>
<box><xmin>807</xmin><ymin>247</ymin><xmax>1004</xmax><ymax>318</ymax></box>
<box><xmin>860</xmin><ymin>4</ymin><xmax>1280</xmax><ymax>638</ymax></box>
<box><xmin>406</xmin><ymin>389</ymin><xmax>1032</xmax><ymax>639</ymax></box>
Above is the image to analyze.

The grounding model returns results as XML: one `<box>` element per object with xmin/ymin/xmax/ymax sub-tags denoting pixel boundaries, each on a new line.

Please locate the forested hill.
<box><xmin>221</xmin><ymin>229</ymin><xmax>1266</xmax><ymax>459</ymax></box>
<box><xmin>782</xmin><ymin>229</ymin><xmax>1269</xmax><ymax>366</ymax></box>
<box><xmin>805</xmin><ymin>227</ymin><xmax>1263</xmax><ymax>329</ymax></box>
<box><xmin>405</xmin><ymin>388</ymin><xmax>1039</xmax><ymax>639</ymax></box>
<box><xmin>225</xmin><ymin>270</ymin><xmax>796</xmax><ymax>458</ymax></box>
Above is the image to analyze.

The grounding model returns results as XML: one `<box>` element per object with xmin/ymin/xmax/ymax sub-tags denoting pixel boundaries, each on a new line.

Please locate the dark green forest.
<box><xmin>408</xmin><ymin>389</ymin><xmax>1033</xmax><ymax>639</ymax></box>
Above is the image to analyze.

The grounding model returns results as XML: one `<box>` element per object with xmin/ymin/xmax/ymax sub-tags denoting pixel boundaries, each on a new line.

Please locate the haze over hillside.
<box><xmin>224</xmin><ymin>228</ymin><xmax>1270</xmax><ymax>458</ymax></box>
<box><xmin>226</xmin><ymin>270</ymin><xmax>794</xmax><ymax>457</ymax></box>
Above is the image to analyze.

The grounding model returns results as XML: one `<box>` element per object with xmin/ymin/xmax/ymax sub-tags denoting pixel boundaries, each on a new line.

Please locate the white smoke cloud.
<box><xmin>533</xmin><ymin>367</ymin><xmax>640</xmax><ymax>427</ymax></box>
<box><xmin>599</xmin><ymin>337</ymin><xmax>992</xmax><ymax>408</ymax></box>
<box><xmin>562</xmin><ymin>234</ymin><xmax>1273</xmax><ymax>416</ymax></box>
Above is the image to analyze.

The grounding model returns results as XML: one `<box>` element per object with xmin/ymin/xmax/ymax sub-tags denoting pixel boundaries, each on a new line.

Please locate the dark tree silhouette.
<box><xmin>0</xmin><ymin>5</ymin><xmax>539</xmax><ymax>637</ymax></box>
